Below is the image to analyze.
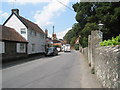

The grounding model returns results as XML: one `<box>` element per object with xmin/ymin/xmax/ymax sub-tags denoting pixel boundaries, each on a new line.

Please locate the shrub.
<box><xmin>100</xmin><ymin>34</ymin><xmax>120</xmax><ymax>46</ymax></box>
<box><xmin>74</xmin><ymin>44</ymin><xmax>79</xmax><ymax>50</ymax></box>
<box><xmin>53</xmin><ymin>45</ymin><xmax>61</xmax><ymax>48</ymax></box>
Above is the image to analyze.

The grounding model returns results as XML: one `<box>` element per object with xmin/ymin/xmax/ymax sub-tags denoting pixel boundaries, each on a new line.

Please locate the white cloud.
<box><xmin>0</xmin><ymin>10</ymin><xmax>9</xmax><ymax>20</ymax></box>
<box><xmin>56</xmin><ymin>27</ymin><xmax>72</xmax><ymax>39</ymax></box>
<box><xmin>2</xmin><ymin>0</ymin><xmax>79</xmax><ymax>27</ymax></box>
<box><xmin>34</xmin><ymin>0</ymin><xmax>70</xmax><ymax>27</ymax></box>
<box><xmin>47</xmin><ymin>27</ymin><xmax>71</xmax><ymax>39</ymax></box>
<box><xmin>7</xmin><ymin>0</ymin><xmax>50</xmax><ymax>4</ymax></box>
<box><xmin>6</xmin><ymin>0</ymin><xmax>79</xmax><ymax>4</ymax></box>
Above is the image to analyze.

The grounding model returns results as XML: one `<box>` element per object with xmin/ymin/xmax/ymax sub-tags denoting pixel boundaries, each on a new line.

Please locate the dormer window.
<box><xmin>21</xmin><ymin>28</ymin><xmax>26</xmax><ymax>34</ymax></box>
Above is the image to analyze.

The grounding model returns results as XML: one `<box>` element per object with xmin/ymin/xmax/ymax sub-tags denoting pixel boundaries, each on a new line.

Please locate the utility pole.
<box><xmin>53</xmin><ymin>25</ymin><xmax>54</xmax><ymax>34</ymax></box>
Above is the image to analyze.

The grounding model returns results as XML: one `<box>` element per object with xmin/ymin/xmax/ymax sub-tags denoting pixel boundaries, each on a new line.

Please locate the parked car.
<box><xmin>62</xmin><ymin>44</ymin><xmax>71</xmax><ymax>52</ymax></box>
<box><xmin>45</xmin><ymin>47</ymin><xmax>58</xmax><ymax>56</ymax></box>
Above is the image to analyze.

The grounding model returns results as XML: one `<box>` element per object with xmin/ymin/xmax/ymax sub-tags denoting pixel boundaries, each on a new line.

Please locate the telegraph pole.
<box><xmin>53</xmin><ymin>25</ymin><xmax>54</xmax><ymax>34</ymax></box>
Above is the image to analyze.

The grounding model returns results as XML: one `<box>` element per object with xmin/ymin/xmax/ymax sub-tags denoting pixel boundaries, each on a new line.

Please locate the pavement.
<box><xmin>78</xmin><ymin>53</ymin><xmax>102</xmax><ymax>88</ymax></box>
<box><xmin>2</xmin><ymin>51</ymin><xmax>102</xmax><ymax>88</ymax></box>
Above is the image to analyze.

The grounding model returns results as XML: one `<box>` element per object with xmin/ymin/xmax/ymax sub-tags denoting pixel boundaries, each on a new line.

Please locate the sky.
<box><xmin>0</xmin><ymin>0</ymin><xmax>79</xmax><ymax>39</ymax></box>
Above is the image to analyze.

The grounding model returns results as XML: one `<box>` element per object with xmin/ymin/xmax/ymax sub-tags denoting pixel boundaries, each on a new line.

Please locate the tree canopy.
<box><xmin>64</xmin><ymin>2</ymin><xmax>120</xmax><ymax>48</ymax></box>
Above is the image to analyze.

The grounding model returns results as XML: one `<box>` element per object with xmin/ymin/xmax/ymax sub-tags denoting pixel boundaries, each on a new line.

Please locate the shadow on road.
<box><xmin>2</xmin><ymin>53</ymin><xmax>61</xmax><ymax>69</ymax></box>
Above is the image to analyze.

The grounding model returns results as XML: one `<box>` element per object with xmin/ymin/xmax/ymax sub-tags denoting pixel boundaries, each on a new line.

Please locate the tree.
<box><xmin>64</xmin><ymin>2</ymin><xmax>120</xmax><ymax>48</ymax></box>
<box><xmin>70</xmin><ymin>37</ymin><xmax>76</xmax><ymax>46</ymax></box>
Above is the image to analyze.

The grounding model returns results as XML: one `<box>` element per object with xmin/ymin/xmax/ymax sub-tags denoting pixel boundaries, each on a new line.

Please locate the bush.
<box><xmin>53</xmin><ymin>45</ymin><xmax>61</xmax><ymax>48</ymax></box>
<box><xmin>100</xmin><ymin>34</ymin><xmax>120</xmax><ymax>46</ymax></box>
<box><xmin>74</xmin><ymin>44</ymin><xmax>79</xmax><ymax>50</ymax></box>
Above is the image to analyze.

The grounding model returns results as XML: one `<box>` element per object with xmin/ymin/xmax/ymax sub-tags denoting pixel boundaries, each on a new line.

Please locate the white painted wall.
<box><xmin>4</xmin><ymin>14</ymin><xmax>28</xmax><ymax>40</ymax></box>
<box><xmin>4</xmin><ymin>14</ymin><xmax>45</xmax><ymax>54</ymax></box>
<box><xmin>0</xmin><ymin>41</ymin><xmax>5</xmax><ymax>54</ymax></box>
<box><xmin>28</xmin><ymin>29</ymin><xmax>45</xmax><ymax>54</ymax></box>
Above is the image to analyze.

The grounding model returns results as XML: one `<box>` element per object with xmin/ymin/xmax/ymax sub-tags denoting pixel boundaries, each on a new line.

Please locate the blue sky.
<box><xmin>0</xmin><ymin>0</ymin><xmax>79</xmax><ymax>39</ymax></box>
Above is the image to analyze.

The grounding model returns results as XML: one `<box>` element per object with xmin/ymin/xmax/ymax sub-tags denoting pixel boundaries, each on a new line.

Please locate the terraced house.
<box><xmin>3</xmin><ymin>9</ymin><xmax>46</xmax><ymax>54</ymax></box>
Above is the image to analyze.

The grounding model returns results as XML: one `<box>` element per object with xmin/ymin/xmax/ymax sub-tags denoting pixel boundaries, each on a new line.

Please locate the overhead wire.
<box><xmin>55</xmin><ymin>0</ymin><xmax>74</xmax><ymax>11</ymax></box>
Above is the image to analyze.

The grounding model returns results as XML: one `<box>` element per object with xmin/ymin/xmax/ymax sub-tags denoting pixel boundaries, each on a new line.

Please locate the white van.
<box><xmin>64</xmin><ymin>44</ymin><xmax>71</xmax><ymax>52</ymax></box>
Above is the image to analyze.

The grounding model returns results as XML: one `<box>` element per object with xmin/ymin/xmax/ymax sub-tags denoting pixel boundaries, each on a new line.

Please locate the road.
<box><xmin>2</xmin><ymin>51</ymin><xmax>101</xmax><ymax>88</ymax></box>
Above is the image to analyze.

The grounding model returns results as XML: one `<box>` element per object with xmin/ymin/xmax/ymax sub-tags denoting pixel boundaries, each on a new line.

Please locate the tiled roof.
<box><xmin>0</xmin><ymin>25</ymin><xmax>28</xmax><ymax>43</ymax></box>
<box><xmin>18</xmin><ymin>15</ymin><xmax>45</xmax><ymax>34</ymax></box>
<box><xmin>3</xmin><ymin>13</ymin><xmax>45</xmax><ymax>34</ymax></box>
<box><xmin>53</xmin><ymin>39</ymin><xmax>61</xmax><ymax>43</ymax></box>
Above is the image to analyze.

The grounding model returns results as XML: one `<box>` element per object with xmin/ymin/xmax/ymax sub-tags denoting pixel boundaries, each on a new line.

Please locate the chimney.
<box><xmin>45</xmin><ymin>29</ymin><xmax>48</xmax><ymax>38</ymax></box>
<box><xmin>52</xmin><ymin>34</ymin><xmax>57</xmax><ymax>40</ymax></box>
<box><xmin>11</xmin><ymin>9</ymin><xmax>19</xmax><ymax>15</ymax></box>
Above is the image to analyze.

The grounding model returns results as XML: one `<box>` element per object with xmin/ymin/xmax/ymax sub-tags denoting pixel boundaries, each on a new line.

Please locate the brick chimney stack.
<box><xmin>45</xmin><ymin>29</ymin><xmax>48</xmax><ymax>38</ymax></box>
<box><xmin>52</xmin><ymin>34</ymin><xmax>57</xmax><ymax>40</ymax></box>
<box><xmin>12</xmin><ymin>9</ymin><xmax>19</xmax><ymax>15</ymax></box>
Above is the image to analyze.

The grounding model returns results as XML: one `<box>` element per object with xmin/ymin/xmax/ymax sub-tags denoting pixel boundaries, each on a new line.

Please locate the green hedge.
<box><xmin>100</xmin><ymin>35</ymin><xmax>120</xmax><ymax>46</ymax></box>
<box><xmin>74</xmin><ymin>44</ymin><xmax>79</xmax><ymax>50</ymax></box>
<box><xmin>53</xmin><ymin>45</ymin><xmax>61</xmax><ymax>48</ymax></box>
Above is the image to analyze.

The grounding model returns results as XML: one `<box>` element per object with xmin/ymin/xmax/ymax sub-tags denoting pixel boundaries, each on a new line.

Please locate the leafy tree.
<box><xmin>64</xmin><ymin>2</ymin><xmax>120</xmax><ymax>48</ymax></box>
<box><xmin>64</xmin><ymin>29</ymin><xmax>74</xmax><ymax>43</ymax></box>
<box><xmin>70</xmin><ymin>37</ymin><xmax>77</xmax><ymax>46</ymax></box>
<box><xmin>74</xmin><ymin>44</ymin><xmax>79</xmax><ymax>50</ymax></box>
<box><xmin>81</xmin><ymin>23</ymin><xmax>98</xmax><ymax>37</ymax></box>
<box><xmin>63</xmin><ymin>23</ymin><xmax>81</xmax><ymax>44</ymax></box>
<box><xmin>80</xmin><ymin>37</ymin><xmax>88</xmax><ymax>48</ymax></box>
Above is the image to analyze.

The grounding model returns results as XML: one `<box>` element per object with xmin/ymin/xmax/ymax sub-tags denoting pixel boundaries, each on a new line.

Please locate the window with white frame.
<box><xmin>32</xmin><ymin>44</ymin><xmax>35</xmax><ymax>52</ymax></box>
<box><xmin>0</xmin><ymin>41</ymin><xmax>5</xmax><ymax>53</ymax></box>
<box><xmin>21</xmin><ymin>28</ymin><xmax>26</xmax><ymax>34</ymax></box>
<box><xmin>20</xmin><ymin>43</ymin><xmax>25</xmax><ymax>52</ymax></box>
<box><xmin>17</xmin><ymin>43</ymin><xmax>26</xmax><ymax>53</ymax></box>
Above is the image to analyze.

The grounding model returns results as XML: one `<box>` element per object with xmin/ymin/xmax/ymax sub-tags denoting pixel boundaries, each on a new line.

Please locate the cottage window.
<box><xmin>20</xmin><ymin>43</ymin><xmax>25</xmax><ymax>52</ymax></box>
<box><xmin>0</xmin><ymin>41</ymin><xmax>5</xmax><ymax>53</ymax></box>
<box><xmin>32</xmin><ymin>44</ymin><xmax>35</xmax><ymax>52</ymax></box>
<box><xmin>21</xmin><ymin>28</ymin><xmax>26</xmax><ymax>34</ymax></box>
<box><xmin>17</xmin><ymin>43</ymin><xmax>26</xmax><ymax>53</ymax></box>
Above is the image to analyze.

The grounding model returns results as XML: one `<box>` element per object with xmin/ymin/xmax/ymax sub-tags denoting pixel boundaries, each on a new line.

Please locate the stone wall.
<box><xmin>83</xmin><ymin>30</ymin><xmax>120</xmax><ymax>88</ymax></box>
<box><xmin>95</xmin><ymin>45</ymin><xmax>120</xmax><ymax>88</ymax></box>
<box><xmin>88</xmin><ymin>30</ymin><xmax>103</xmax><ymax>69</ymax></box>
<box><xmin>88</xmin><ymin>35</ymin><xmax>92</xmax><ymax>66</ymax></box>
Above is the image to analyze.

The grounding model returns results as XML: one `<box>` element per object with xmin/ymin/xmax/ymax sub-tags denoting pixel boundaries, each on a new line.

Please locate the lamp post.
<box><xmin>98</xmin><ymin>21</ymin><xmax>104</xmax><ymax>40</ymax></box>
<box><xmin>98</xmin><ymin>21</ymin><xmax>104</xmax><ymax>31</ymax></box>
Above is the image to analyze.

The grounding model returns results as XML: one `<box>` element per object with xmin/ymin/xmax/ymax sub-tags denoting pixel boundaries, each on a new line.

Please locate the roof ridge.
<box><xmin>18</xmin><ymin>15</ymin><xmax>45</xmax><ymax>34</ymax></box>
<box><xmin>19</xmin><ymin>15</ymin><xmax>35</xmax><ymax>24</ymax></box>
<box><xmin>3</xmin><ymin>12</ymin><xmax>45</xmax><ymax>34</ymax></box>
